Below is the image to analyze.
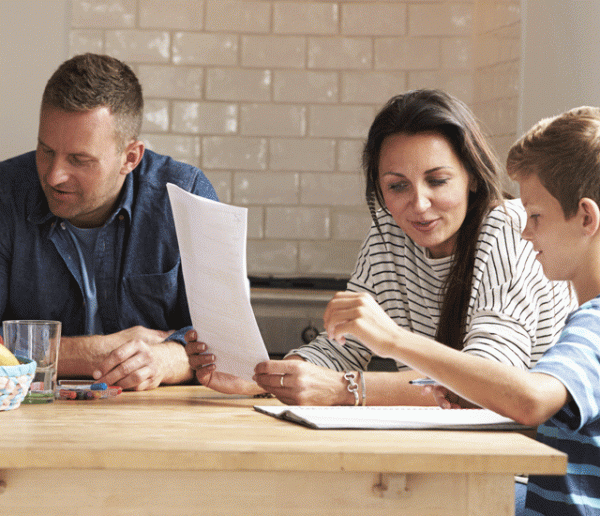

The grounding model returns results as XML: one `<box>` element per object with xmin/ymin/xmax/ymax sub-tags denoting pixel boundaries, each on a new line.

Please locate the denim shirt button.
<box><xmin>60</xmin><ymin>222</ymin><xmax>66</xmax><ymax>230</ymax></box>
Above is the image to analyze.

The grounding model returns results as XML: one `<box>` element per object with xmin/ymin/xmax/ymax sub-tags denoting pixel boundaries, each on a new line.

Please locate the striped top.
<box><xmin>526</xmin><ymin>296</ymin><xmax>600</xmax><ymax>516</ymax></box>
<box><xmin>288</xmin><ymin>199</ymin><xmax>574</xmax><ymax>372</ymax></box>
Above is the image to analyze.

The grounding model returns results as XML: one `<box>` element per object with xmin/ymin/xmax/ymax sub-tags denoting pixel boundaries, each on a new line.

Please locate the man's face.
<box><xmin>36</xmin><ymin>106</ymin><xmax>130</xmax><ymax>228</ymax></box>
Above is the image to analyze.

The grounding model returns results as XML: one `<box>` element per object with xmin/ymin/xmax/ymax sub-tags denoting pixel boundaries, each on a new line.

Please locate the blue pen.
<box><xmin>409</xmin><ymin>378</ymin><xmax>438</xmax><ymax>386</ymax></box>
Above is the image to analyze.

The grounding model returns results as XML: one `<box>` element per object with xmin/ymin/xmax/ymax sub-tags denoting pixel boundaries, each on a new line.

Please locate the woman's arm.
<box><xmin>323</xmin><ymin>290</ymin><xmax>569</xmax><ymax>425</ymax></box>
<box><xmin>254</xmin><ymin>356</ymin><xmax>438</xmax><ymax>406</ymax></box>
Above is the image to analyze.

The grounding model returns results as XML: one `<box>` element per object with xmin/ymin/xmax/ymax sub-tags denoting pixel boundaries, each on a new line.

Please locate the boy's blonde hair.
<box><xmin>507</xmin><ymin>106</ymin><xmax>600</xmax><ymax>218</ymax></box>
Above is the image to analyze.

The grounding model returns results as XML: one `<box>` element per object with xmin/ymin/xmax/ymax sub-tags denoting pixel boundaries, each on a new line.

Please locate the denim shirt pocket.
<box><xmin>122</xmin><ymin>262</ymin><xmax>181</xmax><ymax>329</ymax></box>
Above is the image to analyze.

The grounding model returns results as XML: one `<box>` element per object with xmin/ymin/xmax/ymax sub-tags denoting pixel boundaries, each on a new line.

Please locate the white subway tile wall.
<box><xmin>473</xmin><ymin>0</ymin><xmax>521</xmax><ymax>195</ymax></box>
<box><xmin>69</xmin><ymin>0</ymin><xmax>520</xmax><ymax>277</ymax></box>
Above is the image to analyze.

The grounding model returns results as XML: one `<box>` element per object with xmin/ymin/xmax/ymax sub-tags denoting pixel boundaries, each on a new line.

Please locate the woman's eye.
<box><xmin>388</xmin><ymin>182</ymin><xmax>407</xmax><ymax>192</ymax></box>
<box><xmin>429</xmin><ymin>178</ymin><xmax>449</xmax><ymax>187</ymax></box>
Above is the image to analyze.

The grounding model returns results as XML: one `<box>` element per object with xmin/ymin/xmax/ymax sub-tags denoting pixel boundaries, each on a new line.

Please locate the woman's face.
<box><xmin>378</xmin><ymin>132</ymin><xmax>475</xmax><ymax>258</ymax></box>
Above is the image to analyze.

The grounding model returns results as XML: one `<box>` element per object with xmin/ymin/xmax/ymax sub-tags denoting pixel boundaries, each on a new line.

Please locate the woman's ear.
<box><xmin>579</xmin><ymin>197</ymin><xmax>600</xmax><ymax>236</ymax></box>
<box><xmin>469</xmin><ymin>175</ymin><xmax>478</xmax><ymax>193</ymax></box>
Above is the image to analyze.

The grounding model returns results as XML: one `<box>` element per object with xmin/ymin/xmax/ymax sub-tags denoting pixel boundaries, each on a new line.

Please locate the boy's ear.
<box><xmin>579</xmin><ymin>197</ymin><xmax>600</xmax><ymax>236</ymax></box>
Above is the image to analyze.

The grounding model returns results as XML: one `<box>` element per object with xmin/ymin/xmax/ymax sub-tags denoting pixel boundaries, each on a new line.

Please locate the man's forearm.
<box><xmin>151</xmin><ymin>339</ymin><xmax>195</xmax><ymax>385</ymax></box>
<box><xmin>57</xmin><ymin>335</ymin><xmax>111</xmax><ymax>378</ymax></box>
<box><xmin>57</xmin><ymin>332</ymin><xmax>195</xmax><ymax>385</ymax></box>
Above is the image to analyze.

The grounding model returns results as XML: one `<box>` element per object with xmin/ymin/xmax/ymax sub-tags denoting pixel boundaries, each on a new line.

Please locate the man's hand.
<box><xmin>110</xmin><ymin>326</ymin><xmax>172</xmax><ymax>347</ymax></box>
<box><xmin>88</xmin><ymin>326</ymin><xmax>191</xmax><ymax>391</ymax></box>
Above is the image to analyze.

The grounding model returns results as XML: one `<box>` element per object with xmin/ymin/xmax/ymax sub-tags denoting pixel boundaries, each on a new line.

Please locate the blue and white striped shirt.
<box><xmin>526</xmin><ymin>296</ymin><xmax>600</xmax><ymax>516</ymax></box>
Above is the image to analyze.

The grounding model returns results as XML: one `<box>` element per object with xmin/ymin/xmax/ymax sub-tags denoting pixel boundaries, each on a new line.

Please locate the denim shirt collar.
<box><xmin>27</xmin><ymin>172</ymin><xmax>134</xmax><ymax>231</ymax></box>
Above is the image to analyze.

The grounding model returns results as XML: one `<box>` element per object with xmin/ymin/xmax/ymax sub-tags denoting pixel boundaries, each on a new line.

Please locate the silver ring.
<box><xmin>280</xmin><ymin>375</ymin><xmax>284</xmax><ymax>388</ymax></box>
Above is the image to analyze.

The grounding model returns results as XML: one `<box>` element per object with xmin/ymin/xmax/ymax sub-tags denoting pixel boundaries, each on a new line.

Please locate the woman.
<box><xmin>187</xmin><ymin>89</ymin><xmax>574</xmax><ymax>405</ymax></box>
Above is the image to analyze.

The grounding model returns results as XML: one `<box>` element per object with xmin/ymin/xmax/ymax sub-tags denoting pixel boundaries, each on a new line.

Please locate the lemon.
<box><xmin>0</xmin><ymin>345</ymin><xmax>20</xmax><ymax>366</ymax></box>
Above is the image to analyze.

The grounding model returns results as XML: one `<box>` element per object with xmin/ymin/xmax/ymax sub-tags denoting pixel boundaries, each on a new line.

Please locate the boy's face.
<box><xmin>519</xmin><ymin>173</ymin><xmax>584</xmax><ymax>283</ymax></box>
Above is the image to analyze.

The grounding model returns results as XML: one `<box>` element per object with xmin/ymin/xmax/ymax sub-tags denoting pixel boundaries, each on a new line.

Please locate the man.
<box><xmin>0</xmin><ymin>53</ymin><xmax>218</xmax><ymax>390</ymax></box>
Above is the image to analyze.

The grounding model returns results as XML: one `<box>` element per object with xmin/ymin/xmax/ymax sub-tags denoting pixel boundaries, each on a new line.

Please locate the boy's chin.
<box><xmin>540</xmin><ymin>265</ymin><xmax>564</xmax><ymax>283</ymax></box>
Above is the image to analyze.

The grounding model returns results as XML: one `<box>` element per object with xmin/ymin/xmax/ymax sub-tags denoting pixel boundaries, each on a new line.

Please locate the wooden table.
<box><xmin>0</xmin><ymin>386</ymin><xmax>566</xmax><ymax>515</ymax></box>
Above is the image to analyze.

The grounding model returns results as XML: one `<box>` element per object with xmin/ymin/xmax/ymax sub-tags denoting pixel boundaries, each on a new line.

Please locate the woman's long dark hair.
<box><xmin>362</xmin><ymin>89</ymin><xmax>505</xmax><ymax>350</ymax></box>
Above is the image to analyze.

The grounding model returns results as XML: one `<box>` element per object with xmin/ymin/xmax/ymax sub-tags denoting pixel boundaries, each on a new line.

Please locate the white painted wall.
<box><xmin>519</xmin><ymin>0</ymin><xmax>600</xmax><ymax>135</ymax></box>
<box><xmin>0</xmin><ymin>0</ymin><xmax>69</xmax><ymax>160</ymax></box>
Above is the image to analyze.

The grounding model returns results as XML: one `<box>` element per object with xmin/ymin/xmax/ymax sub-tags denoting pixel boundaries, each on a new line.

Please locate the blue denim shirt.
<box><xmin>0</xmin><ymin>150</ymin><xmax>218</xmax><ymax>344</ymax></box>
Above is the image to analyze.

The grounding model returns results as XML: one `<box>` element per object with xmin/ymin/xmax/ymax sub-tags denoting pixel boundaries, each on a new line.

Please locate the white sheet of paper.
<box><xmin>167</xmin><ymin>183</ymin><xmax>269</xmax><ymax>381</ymax></box>
<box><xmin>254</xmin><ymin>405</ymin><xmax>528</xmax><ymax>430</ymax></box>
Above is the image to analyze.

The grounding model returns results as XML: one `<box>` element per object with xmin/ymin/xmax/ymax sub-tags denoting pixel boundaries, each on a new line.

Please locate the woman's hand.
<box><xmin>184</xmin><ymin>330</ymin><xmax>264</xmax><ymax>396</ymax></box>
<box><xmin>254</xmin><ymin>358</ymin><xmax>354</xmax><ymax>406</ymax></box>
<box><xmin>324</xmin><ymin>291</ymin><xmax>402</xmax><ymax>357</ymax></box>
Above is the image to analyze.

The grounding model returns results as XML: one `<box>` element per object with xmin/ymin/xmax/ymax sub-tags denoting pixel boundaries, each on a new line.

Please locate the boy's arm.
<box><xmin>324</xmin><ymin>291</ymin><xmax>570</xmax><ymax>426</ymax></box>
<box><xmin>405</xmin><ymin>341</ymin><xmax>570</xmax><ymax>426</ymax></box>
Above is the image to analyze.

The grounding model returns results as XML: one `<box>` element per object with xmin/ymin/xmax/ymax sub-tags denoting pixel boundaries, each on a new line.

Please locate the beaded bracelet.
<box><xmin>344</xmin><ymin>371</ymin><xmax>359</xmax><ymax>406</ymax></box>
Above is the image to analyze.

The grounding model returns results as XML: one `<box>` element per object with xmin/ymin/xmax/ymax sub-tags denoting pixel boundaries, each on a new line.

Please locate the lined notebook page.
<box><xmin>254</xmin><ymin>405</ymin><xmax>528</xmax><ymax>430</ymax></box>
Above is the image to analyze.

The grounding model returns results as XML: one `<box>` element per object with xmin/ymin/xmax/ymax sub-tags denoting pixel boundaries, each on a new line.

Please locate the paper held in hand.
<box><xmin>167</xmin><ymin>184</ymin><xmax>269</xmax><ymax>381</ymax></box>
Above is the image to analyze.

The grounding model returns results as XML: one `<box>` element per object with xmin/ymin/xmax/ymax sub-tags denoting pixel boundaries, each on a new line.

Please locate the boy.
<box><xmin>322</xmin><ymin>106</ymin><xmax>600</xmax><ymax>516</ymax></box>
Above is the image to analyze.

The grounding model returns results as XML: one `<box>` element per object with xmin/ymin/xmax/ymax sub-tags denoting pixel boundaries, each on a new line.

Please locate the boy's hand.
<box><xmin>423</xmin><ymin>384</ymin><xmax>476</xmax><ymax>409</ymax></box>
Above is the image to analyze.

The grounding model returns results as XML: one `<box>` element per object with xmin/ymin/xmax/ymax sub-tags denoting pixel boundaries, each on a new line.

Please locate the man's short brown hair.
<box><xmin>41</xmin><ymin>53</ymin><xmax>143</xmax><ymax>148</ymax></box>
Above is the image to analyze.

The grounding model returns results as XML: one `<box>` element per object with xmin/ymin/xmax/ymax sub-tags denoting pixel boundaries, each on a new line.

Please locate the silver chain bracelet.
<box><xmin>344</xmin><ymin>371</ymin><xmax>359</xmax><ymax>406</ymax></box>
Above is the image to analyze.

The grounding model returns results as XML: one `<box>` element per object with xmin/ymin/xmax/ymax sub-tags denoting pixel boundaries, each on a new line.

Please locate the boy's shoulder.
<box><xmin>569</xmin><ymin>295</ymin><xmax>600</xmax><ymax>320</ymax></box>
<box><xmin>557</xmin><ymin>296</ymin><xmax>600</xmax><ymax>341</ymax></box>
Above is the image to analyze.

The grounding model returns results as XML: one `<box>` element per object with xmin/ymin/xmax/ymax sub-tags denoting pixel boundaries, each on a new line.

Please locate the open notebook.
<box><xmin>254</xmin><ymin>405</ymin><xmax>529</xmax><ymax>430</ymax></box>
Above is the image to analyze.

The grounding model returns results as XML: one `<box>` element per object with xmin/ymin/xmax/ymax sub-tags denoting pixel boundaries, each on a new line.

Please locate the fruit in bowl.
<box><xmin>0</xmin><ymin>351</ymin><xmax>37</xmax><ymax>410</ymax></box>
<box><xmin>0</xmin><ymin>344</ymin><xmax>20</xmax><ymax>366</ymax></box>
